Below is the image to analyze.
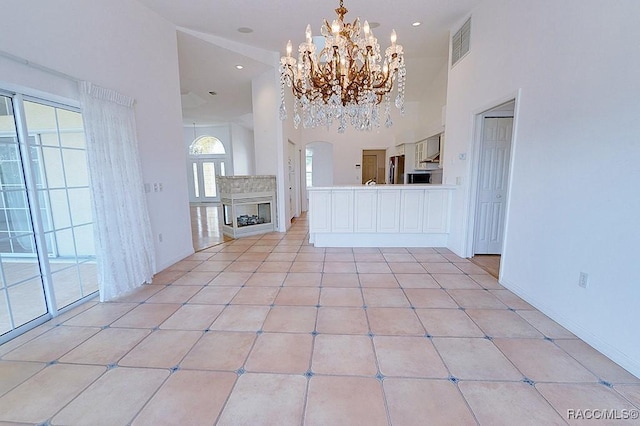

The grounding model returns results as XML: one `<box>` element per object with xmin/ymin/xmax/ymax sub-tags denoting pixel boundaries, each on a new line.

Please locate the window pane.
<box><xmin>62</xmin><ymin>149</ymin><xmax>89</xmax><ymax>187</ymax></box>
<box><xmin>6</xmin><ymin>278</ymin><xmax>47</xmax><ymax>327</ymax></box>
<box><xmin>68</xmin><ymin>188</ymin><xmax>92</xmax><ymax>226</ymax></box>
<box><xmin>0</xmin><ymin>143</ymin><xmax>26</xmax><ymax>189</ymax></box>
<box><xmin>24</xmin><ymin>102</ymin><xmax>58</xmax><ymax>143</ymax></box>
<box><xmin>192</xmin><ymin>163</ymin><xmax>199</xmax><ymax>198</ymax></box>
<box><xmin>52</xmin><ymin>267</ymin><xmax>82</xmax><ymax>309</ymax></box>
<box><xmin>57</xmin><ymin>109</ymin><xmax>86</xmax><ymax>149</ymax></box>
<box><xmin>54</xmin><ymin>228</ymin><xmax>76</xmax><ymax>257</ymax></box>
<box><xmin>47</xmin><ymin>189</ymin><xmax>71</xmax><ymax>230</ymax></box>
<box><xmin>202</xmin><ymin>162</ymin><xmax>217</xmax><ymax>197</ymax></box>
<box><xmin>2</xmin><ymin>255</ymin><xmax>40</xmax><ymax>285</ymax></box>
<box><xmin>79</xmin><ymin>261</ymin><xmax>98</xmax><ymax>295</ymax></box>
<box><xmin>189</xmin><ymin>136</ymin><xmax>225</xmax><ymax>155</ymax></box>
<box><xmin>42</xmin><ymin>147</ymin><xmax>65</xmax><ymax>188</ymax></box>
<box><xmin>73</xmin><ymin>224</ymin><xmax>95</xmax><ymax>256</ymax></box>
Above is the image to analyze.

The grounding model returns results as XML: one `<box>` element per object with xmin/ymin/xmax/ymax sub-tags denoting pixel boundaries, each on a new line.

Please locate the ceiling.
<box><xmin>137</xmin><ymin>0</ymin><xmax>482</xmax><ymax>127</ymax></box>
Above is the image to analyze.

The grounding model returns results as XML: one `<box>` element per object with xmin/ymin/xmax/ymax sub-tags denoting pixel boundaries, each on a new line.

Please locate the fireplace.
<box><xmin>217</xmin><ymin>176</ymin><xmax>277</xmax><ymax>238</ymax></box>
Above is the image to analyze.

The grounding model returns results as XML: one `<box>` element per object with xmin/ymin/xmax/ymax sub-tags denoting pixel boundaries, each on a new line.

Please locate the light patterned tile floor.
<box><xmin>1</xmin><ymin>215</ymin><xmax>639</xmax><ymax>425</ymax></box>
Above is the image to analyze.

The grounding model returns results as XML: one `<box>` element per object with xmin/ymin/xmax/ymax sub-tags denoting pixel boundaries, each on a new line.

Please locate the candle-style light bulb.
<box><xmin>363</xmin><ymin>21</ymin><xmax>370</xmax><ymax>37</ymax></box>
<box><xmin>390</xmin><ymin>30</ymin><xmax>397</xmax><ymax>45</ymax></box>
<box><xmin>305</xmin><ymin>24</ymin><xmax>312</xmax><ymax>43</ymax></box>
<box><xmin>332</xmin><ymin>20</ymin><xmax>340</xmax><ymax>35</ymax></box>
<box><xmin>286</xmin><ymin>40</ymin><xmax>292</xmax><ymax>57</ymax></box>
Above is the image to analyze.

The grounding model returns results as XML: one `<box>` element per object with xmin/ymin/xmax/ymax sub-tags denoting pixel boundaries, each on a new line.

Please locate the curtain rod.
<box><xmin>0</xmin><ymin>49</ymin><xmax>79</xmax><ymax>83</ymax></box>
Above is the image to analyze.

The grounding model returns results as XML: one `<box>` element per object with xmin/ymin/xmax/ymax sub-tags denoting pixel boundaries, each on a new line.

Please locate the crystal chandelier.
<box><xmin>279</xmin><ymin>0</ymin><xmax>406</xmax><ymax>133</ymax></box>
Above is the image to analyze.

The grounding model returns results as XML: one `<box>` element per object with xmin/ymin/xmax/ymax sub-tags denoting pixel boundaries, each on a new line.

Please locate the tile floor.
<box><xmin>190</xmin><ymin>204</ymin><xmax>231</xmax><ymax>251</ymax></box>
<box><xmin>1</xmin><ymin>215</ymin><xmax>639</xmax><ymax>425</ymax></box>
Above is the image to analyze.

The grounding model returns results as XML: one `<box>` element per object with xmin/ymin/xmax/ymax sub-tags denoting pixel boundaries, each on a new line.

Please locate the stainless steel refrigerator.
<box><xmin>389</xmin><ymin>155</ymin><xmax>405</xmax><ymax>184</ymax></box>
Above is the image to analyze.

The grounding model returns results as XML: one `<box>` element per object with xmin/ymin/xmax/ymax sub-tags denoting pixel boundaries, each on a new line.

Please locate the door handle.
<box><xmin>496</xmin><ymin>194</ymin><xmax>502</xmax><ymax>198</ymax></box>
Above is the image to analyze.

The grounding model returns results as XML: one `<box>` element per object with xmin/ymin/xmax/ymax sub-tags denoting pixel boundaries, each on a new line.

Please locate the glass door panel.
<box><xmin>0</xmin><ymin>93</ymin><xmax>97</xmax><ymax>343</ymax></box>
<box><xmin>23</xmin><ymin>100</ymin><xmax>96</xmax><ymax>311</ymax></box>
<box><xmin>0</xmin><ymin>94</ymin><xmax>48</xmax><ymax>337</ymax></box>
<box><xmin>202</xmin><ymin>162</ymin><xmax>217</xmax><ymax>198</ymax></box>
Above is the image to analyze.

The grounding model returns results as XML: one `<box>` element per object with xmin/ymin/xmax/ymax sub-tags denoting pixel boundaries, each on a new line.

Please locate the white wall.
<box><xmin>306</xmin><ymin>142</ymin><xmax>334</xmax><ymax>187</ymax></box>
<box><xmin>251</xmin><ymin>67</ymin><xmax>287</xmax><ymax>231</ymax></box>
<box><xmin>301</xmin><ymin>127</ymin><xmax>393</xmax><ymax>185</ymax></box>
<box><xmin>444</xmin><ymin>0</ymin><xmax>640</xmax><ymax>376</ymax></box>
<box><xmin>0</xmin><ymin>0</ymin><xmax>193</xmax><ymax>271</ymax></box>
<box><xmin>230</xmin><ymin>124</ymin><xmax>255</xmax><ymax>175</ymax></box>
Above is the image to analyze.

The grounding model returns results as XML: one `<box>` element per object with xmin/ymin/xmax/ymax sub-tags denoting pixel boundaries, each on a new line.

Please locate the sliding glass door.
<box><xmin>0</xmin><ymin>92</ymin><xmax>96</xmax><ymax>343</ymax></box>
<box><xmin>0</xmin><ymin>95</ymin><xmax>47</xmax><ymax>336</ymax></box>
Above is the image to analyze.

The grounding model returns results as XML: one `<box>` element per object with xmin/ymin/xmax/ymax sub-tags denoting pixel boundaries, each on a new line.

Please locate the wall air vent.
<box><xmin>451</xmin><ymin>18</ymin><xmax>471</xmax><ymax>67</ymax></box>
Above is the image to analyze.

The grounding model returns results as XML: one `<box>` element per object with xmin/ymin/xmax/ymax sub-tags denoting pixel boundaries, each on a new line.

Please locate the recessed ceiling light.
<box><xmin>237</xmin><ymin>27</ymin><xmax>253</xmax><ymax>33</ymax></box>
<box><xmin>208</xmin><ymin>91</ymin><xmax>217</xmax><ymax>96</ymax></box>
<box><xmin>369</xmin><ymin>22</ymin><xmax>381</xmax><ymax>29</ymax></box>
<box><xmin>235</xmin><ymin>65</ymin><xmax>244</xmax><ymax>70</ymax></box>
<box><xmin>412</xmin><ymin>21</ymin><xmax>421</xmax><ymax>27</ymax></box>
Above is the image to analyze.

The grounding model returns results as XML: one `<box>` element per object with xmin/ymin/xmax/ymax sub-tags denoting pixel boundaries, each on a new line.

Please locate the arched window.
<box><xmin>189</xmin><ymin>136</ymin><xmax>226</xmax><ymax>155</ymax></box>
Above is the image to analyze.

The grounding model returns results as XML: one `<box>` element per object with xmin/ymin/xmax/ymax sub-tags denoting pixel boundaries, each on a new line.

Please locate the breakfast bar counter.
<box><xmin>307</xmin><ymin>184</ymin><xmax>455</xmax><ymax>247</ymax></box>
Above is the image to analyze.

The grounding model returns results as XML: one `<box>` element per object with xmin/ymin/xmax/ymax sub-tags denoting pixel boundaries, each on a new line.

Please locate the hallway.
<box><xmin>190</xmin><ymin>204</ymin><xmax>231</xmax><ymax>251</ymax></box>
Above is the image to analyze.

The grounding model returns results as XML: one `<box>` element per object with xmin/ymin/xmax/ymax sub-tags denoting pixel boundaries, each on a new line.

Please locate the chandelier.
<box><xmin>279</xmin><ymin>0</ymin><xmax>406</xmax><ymax>133</ymax></box>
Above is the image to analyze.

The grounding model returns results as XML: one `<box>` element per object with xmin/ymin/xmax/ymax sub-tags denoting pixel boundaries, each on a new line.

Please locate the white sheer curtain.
<box><xmin>79</xmin><ymin>82</ymin><xmax>156</xmax><ymax>301</ymax></box>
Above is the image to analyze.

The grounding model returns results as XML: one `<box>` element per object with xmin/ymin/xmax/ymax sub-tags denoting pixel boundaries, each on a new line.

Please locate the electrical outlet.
<box><xmin>578</xmin><ymin>272</ymin><xmax>588</xmax><ymax>288</ymax></box>
<box><xmin>158</xmin><ymin>233</ymin><xmax>163</xmax><ymax>243</ymax></box>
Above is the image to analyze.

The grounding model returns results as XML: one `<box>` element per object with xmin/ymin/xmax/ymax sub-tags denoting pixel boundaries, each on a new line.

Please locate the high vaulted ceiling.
<box><xmin>137</xmin><ymin>0</ymin><xmax>482</xmax><ymax>127</ymax></box>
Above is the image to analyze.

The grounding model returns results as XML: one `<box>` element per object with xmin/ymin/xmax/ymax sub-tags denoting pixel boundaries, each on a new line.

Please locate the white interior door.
<box><xmin>362</xmin><ymin>155</ymin><xmax>377</xmax><ymax>183</ymax></box>
<box><xmin>474</xmin><ymin>117</ymin><xmax>513</xmax><ymax>254</ymax></box>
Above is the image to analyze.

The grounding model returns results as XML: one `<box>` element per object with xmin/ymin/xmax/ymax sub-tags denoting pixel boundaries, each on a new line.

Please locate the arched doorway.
<box><xmin>187</xmin><ymin>136</ymin><xmax>227</xmax><ymax>203</ymax></box>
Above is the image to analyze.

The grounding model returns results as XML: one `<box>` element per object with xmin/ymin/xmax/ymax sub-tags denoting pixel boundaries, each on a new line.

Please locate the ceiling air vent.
<box><xmin>451</xmin><ymin>18</ymin><xmax>471</xmax><ymax>67</ymax></box>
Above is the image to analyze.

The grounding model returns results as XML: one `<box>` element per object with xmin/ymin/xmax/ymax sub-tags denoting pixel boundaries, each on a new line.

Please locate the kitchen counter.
<box><xmin>307</xmin><ymin>185</ymin><xmax>455</xmax><ymax>247</ymax></box>
<box><xmin>308</xmin><ymin>184</ymin><xmax>454</xmax><ymax>190</ymax></box>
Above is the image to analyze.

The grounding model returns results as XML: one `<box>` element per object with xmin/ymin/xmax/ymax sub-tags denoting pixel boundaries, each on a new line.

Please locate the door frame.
<box><xmin>465</xmin><ymin>93</ymin><xmax>520</xmax><ymax>278</ymax></box>
<box><xmin>287</xmin><ymin>139</ymin><xmax>301</xmax><ymax>220</ymax></box>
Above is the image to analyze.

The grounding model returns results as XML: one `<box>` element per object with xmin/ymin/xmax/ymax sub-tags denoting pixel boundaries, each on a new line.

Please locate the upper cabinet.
<box><xmin>414</xmin><ymin>133</ymin><xmax>443</xmax><ymax>170</ymax></box>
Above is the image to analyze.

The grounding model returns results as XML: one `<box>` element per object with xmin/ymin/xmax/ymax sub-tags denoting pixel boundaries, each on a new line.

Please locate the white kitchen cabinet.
<box><xmin>414</xmin><ymin>140</ymin><xmax>425</xmax><ymax>169</ymax></box>
<box><xmin>424</xmin><ymin>189</ymin><xmax>450</xmax><ymax>232</ymax></box>
<box><xmin>331</xmin><ymin>190</ymin><xmax>354</xmax><ymax>232</ymax></box>
<box><xmin>414</xmin><ymin>134</ymin><xmax>443</xmax><ymax>170</ymax></box>
<box><xmin>309</xmin><ymin>190</ymin><xmax>332</xmax><ymax>232</ymax></box>
<box><xmin>308</xmin><ymin>185</ymin><xmax>454</xmax><ymax>247</ymax></box>
<box><xmin>377</xmin><ymin>190</ymin><xmax>401</xmax><ymax>232</ymax></box>
<box><xmin>354</xmin><ymin>190</ymin><xmax>377</xmax><ymax>232</ymax></box>
<box><xmin>400</xmin><ymin>190</ymin><xmax>424</xmax><ymax>233</ymax></box>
